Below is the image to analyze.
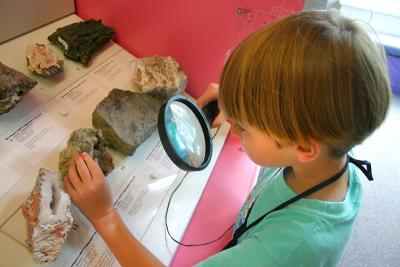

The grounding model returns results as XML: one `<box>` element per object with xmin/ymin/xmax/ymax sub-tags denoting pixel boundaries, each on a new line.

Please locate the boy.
<box><xmin>65</xmin><ymin>10</ymin><xmax>391</xmax><ymax>266</ymax></box>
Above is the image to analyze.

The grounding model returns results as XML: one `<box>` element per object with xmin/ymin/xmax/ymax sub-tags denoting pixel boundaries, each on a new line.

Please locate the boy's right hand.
<box><xmin>197</xmin><ymin>83</ymin><xmax>225</xmax><ymax>128</ymax></box>
<box><xmin>64</xmin><ymin>152</ymin><xmax>115</xmax><ymax>226</ymax></box>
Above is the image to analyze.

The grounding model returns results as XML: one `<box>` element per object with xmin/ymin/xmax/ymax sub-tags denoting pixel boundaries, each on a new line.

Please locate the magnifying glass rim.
<box><xmin>158</xmin><ymin>95</ymin><xmax>212</xmax><ymax>171</ymax></box>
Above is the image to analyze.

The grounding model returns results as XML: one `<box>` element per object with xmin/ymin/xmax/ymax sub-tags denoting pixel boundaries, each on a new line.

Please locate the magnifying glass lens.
<box><xmin>165</xmin><ymin>102</ymin><xmax>206</xmax><ymax>168</ymax></box>
<box><xmin>158</xmin><ymin>95</ymin><xmax>212</xmax><ymax>171</ymax></box>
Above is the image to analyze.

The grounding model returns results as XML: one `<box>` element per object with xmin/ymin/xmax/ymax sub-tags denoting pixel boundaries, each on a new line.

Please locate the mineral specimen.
<box><xmin>133</xmin><ymin>56</ymin><xmax>187</xmax><ymax>99</ymax></box>
<box><xmin>0</xmin><ymin>62</ymin><xmax>37</xmax><ymax>115</ymax></box>
<box><xmin>92</xmin><ymin>89</ymin><xmax>164</xmax><ymax>155</ymax></box>
<box><xmin>26</xmin><ymin>44</ymin><xmax>64</xmax><ymax>77</ymax></box>
<box><xmin>22</xmin><ymin>168</ymin><xmax>73</xmax><ymax>264</ymax></box>
<box><xmin>59</xmin><ymin>128</ymin><xmax>114</xmax><ymax>179</ymax></box>
<box><xmin>48</xmin><ymin>19</ymin><xmax>115</xmax><ymax>65</ymax></box>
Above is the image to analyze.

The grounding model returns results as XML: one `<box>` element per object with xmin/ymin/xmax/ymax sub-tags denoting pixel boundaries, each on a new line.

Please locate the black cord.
<box><xmin>164</xmin><ymin>170</ymin><xmax>234</xmax><ymax>246</ymax></box>
<box><xmin>211</xmin><ymin>125</ymin><xmax>221</xmax><ymax>139</ymax></box>
<box><xmin>165</xmin><ymin>125</ymin><xmax>235</xmax><ymax>247</ymax></box>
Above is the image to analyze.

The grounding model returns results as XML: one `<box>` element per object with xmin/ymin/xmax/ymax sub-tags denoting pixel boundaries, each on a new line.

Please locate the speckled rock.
<box><xmin>0</xmin><ymin>62</ymin><xmax>37</xmax><ymax>115</ymax></box>
<box><xmin>58</xmin><ymin>128</ymin><xmax>114</xmax><ymax>179</ymax></box>
<box><xmin>133</xmin><ymin>56</ymin><xmax>187</xmax><ymax>100</ymax></box>
<box><xmin>92</xmin><ymin>88</ymin><xmax>164</xmax><ymax>155</ymax></box>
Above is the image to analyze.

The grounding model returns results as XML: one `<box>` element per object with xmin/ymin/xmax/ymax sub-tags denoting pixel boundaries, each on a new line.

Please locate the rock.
<box><xmin>0</xmin><ymin>62</ymin><xmax>37</xmax><ymax>115</ymax></box>
<box><xmin>92</xmin><ymin>89</ymin><xmax>164</xmax><ymax>155</ymax></box>
<box><xmin>48</xmin><ymin>19</ymin><xmax>115</xmax><ymax>65</ymax></box>
<box><xmin>22</xmin><ymin>168</ymin><xmax>73</xmax><ymax>264</ymax></box>
<box><xmin>26</xmin><ymin>44</ymin><xmax>64</xmax><ymax>77</ymax></box>
<box><xmin>133</xmin><ymin>56</ymin><xmax>187</xmax><ymax>99</ymax></box>
<box><xmin>58</xmin><ymin>128</ymin><xmax>114</xmax><ymax>179</ymax></box>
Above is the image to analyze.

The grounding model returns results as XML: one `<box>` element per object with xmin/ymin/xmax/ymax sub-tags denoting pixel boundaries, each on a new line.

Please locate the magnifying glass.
<box><xmin>158</xmin><ymin>95</ymin><xmax>212</xmax><ymax>171</ymax></box>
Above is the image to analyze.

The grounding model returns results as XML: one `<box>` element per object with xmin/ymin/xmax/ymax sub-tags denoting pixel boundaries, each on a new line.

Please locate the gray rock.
<box><xmin>58</xmin><ymin>128</ymin><xmax>114</xmax><ymax>179</ymax></box>
<box><xmin>133</xmin><ymin>56</ymin><xmax>187</xmax><ymax>100</ymax></box>
<box><xmin>92</xmin><ymin>88</ymin><xmax>164</xmax><ymax>155</ymax></box>
<box><xmin>0</xmin><ymin>62</ymin><xmax>37</xmax><ymax>115</ymax></box>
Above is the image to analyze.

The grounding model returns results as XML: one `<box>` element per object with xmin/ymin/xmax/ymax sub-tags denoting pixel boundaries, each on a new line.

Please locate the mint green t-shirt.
<box><xmin>196</xmin><ymin>164</ymin><xmax>362</xmax><ymax>267</ymax></box>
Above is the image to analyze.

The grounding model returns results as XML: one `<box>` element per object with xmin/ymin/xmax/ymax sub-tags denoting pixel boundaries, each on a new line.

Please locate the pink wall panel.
<box><xmin>75</xmin><ymin>0</ymin><xmax>304</xmax><ymax>98</ymax></box>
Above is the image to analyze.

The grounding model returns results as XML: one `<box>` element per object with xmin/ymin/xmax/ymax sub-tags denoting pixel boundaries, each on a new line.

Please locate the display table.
<box><xmin>0</xmin><ymin>14</ymin><xmax>257</xmax><ymax>267</ymax></box>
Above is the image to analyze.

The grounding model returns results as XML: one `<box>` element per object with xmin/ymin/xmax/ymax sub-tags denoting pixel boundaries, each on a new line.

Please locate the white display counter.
<box><xmin>0</xmin><ymin>14</ymin><xmax>229</xmax><ymax>266</ymax></box>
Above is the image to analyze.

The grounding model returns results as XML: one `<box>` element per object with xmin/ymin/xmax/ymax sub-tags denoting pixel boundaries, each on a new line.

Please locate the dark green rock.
<box><xmin>48</xmin><ymin>19</ymin><xmax>115</xmax><ymax>65</ymax></box>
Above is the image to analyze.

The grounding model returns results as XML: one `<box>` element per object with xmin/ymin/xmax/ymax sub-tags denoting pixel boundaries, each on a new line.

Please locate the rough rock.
<box><xmin>92</xmin><ymin>88</ymin><xmax>164</xmax><ymax>155</ymax></box>
<box><xmin>48</xmin><ymin>19</ymin><xmax>115</xmax><ymax>65</ymax></box>
<box><xmin>58</xmin><ymin>128</ymin><xmax>114</xmax><ymax>179</ymax></box>
<box><xmin>133</xmin><ymin>56</ymin><xmax>187</xmax><ymax>99</ymax></box>
<box><xmin>26</xmin><ymin>43</ymin><xmax>64</xmax><ymax>77</ymax></box>
<box><xmin>0</xmin><ymin>62</ymin><xmax>37</xmax><ymax>115</ymax></box>
<box><xmin>22</xmin><ymin>168</ymin><xmax>73</xmax><ymax>264</ymax></box>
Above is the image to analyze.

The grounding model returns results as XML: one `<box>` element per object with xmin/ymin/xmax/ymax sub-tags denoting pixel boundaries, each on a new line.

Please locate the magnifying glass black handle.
<box><xmin>202</xmin><ymin>99</ymin><xmax>219</xmax><ymax>126</ymax></box>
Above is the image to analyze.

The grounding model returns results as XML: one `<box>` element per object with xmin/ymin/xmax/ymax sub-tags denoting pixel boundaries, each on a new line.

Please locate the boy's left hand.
<box><xmin>64</xmin><ymin>152</ymin><xmax>114</xmax><ymax>225</ymax></box>
<box><xmin>197</xmin><ymin>83</ymin><xmax>225</xmax><ymax>128</ymax></box>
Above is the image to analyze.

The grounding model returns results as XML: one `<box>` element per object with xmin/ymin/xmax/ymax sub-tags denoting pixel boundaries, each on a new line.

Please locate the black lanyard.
<box><xmin>222</xmin><ymin>155</ymin><xmax>373</xmax><ymax>251</ymax></box>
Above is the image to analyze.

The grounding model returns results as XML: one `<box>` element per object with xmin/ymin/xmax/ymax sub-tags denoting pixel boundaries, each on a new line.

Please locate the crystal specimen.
<box><xmin>0</xmin><ymin>62</ymin><xmax>37</xmax><ymax>115</ymax></box>
<box><xmin>26</xmin><ymin>43</ymin><xmax>64</xmax><ymax>77</ymax></box>
<box><xmin>22</xmin><ymin>168</ymin><xmax>73</xmax><ymax>264</ymax></box>
<box><xmin>48</xmin><ymin>19</ymin><xmax>115</xmax><ymax>65</ymax></box>
<box><xmin>92</xmin><ymin>89</ymin><xmax>164</xmax><ymax>155</ymax></box>
<box><xmin>133</xmin><ymin>56</ymin><xmax>187</xmax><ymax>99</ymax></box>
<box><xmin>58</xmin><ymin>128</ymin><xmax>114</xmax><ymax>179</ymax></box>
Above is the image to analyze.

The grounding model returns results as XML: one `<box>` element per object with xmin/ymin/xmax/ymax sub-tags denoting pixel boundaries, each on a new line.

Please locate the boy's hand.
<box><xmin>65</xmin><ymin>153</ymin><xmax>164</xmax><ymax>266</ymax></box>
<box><xmin>197</xmin><ymin>83</ymin><xmax>225</xmax><ymax>128</ymax></box>
<box><xmin>64</xmin><ymin>152</ymin><xmax>114</xmax><ymax>225</ymax></box>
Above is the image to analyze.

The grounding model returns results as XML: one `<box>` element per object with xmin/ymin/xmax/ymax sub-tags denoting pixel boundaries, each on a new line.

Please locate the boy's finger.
<box><xmin>81</xmin><ymin>152</ymin><xmax>104</xmax><ymax>182</ymax></box>
<box><xmin>197</xmin><ymin>83</ymin><xmax>219</xmax><ymax>108</ymax></box>
<box><xmin>74</xmin><ymin>154</ymin><xmax>93</xmax><ymax>184</ymax></box>
<box><xmin>64</xmin><ymin>176</ymin><xmax>79</xmax><ymax>201</ymax></box>
<box><xmin>207</xmin><ymin>83</ymin><xmax>219</xmax><ymax>93</ymax></box>
<box><xmin>197</xmin><ymin>95</ymin><xmax>216</xmax><ymax>108</ymax></box>
<box><xmin>212</xmin><ymin>112</ymin><xmax>226</xmax><ymax>128</ymax></box>
<box><xmin>68</xmin><ymin>161</ymin><xmax>83</xmax><ymax>193</ymax></box>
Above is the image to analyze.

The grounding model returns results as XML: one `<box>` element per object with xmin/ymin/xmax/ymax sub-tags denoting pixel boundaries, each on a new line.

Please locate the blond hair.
<box><xmin>220</xmin><ymin>10</ymin><xmax>391</xmax><ymax>157</ymax></box>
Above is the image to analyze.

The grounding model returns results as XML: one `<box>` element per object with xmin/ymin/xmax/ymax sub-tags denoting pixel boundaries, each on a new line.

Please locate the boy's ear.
<box><xmin>295</xmin><ymin>139</ymin><xmax>321</xmax><ymax>163</ymax></box>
